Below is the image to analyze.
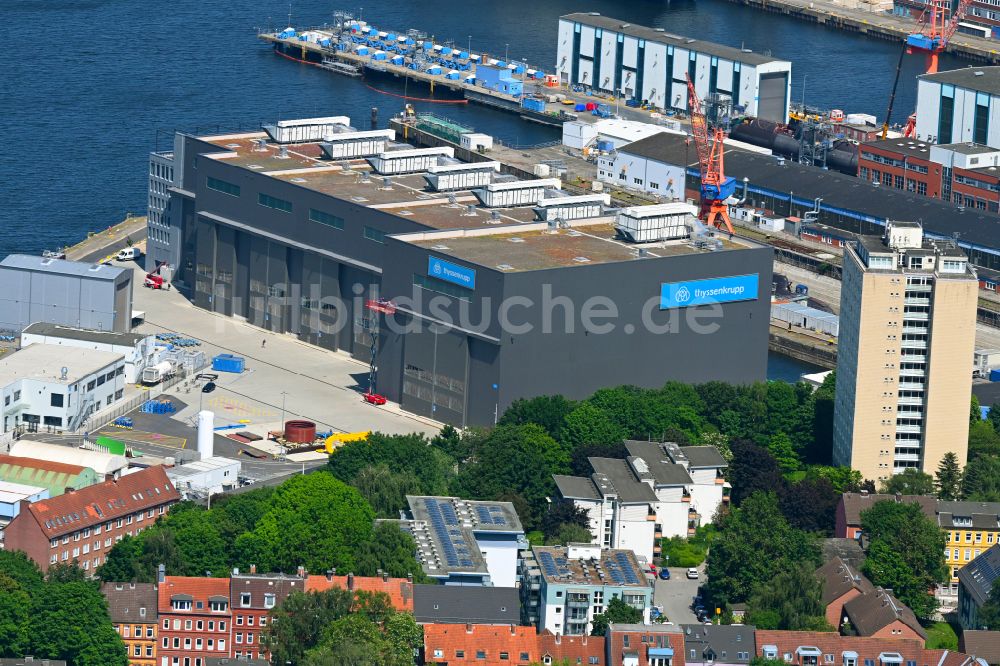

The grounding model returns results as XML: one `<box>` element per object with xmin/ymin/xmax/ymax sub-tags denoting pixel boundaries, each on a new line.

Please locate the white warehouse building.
<box><xmin>914</xmin><ymin>67</ymin><xmax>1000</xmax><ymax>147</ymax></box>
<box><xmin>166</xmin><ymin>456</ymin><xmax>241</xmax><ymax>498</ymax></box>
<box><xmin>553</xmin><ymin>441</ymin><xmax>730</xmax><ymax>562</ymax></box>
<box><xmin>21</xmin><ymin>323</ymin><xmax>156</xmax><ymax>384</ymax></box>
<box><xmin>556</xmin><ymin>13</ymin><xmax>792</xmax><ymax>122</ymax></box>
<box><xmin>0</xmin><ymin>345</ymin><xmax>126</xmax><ymax>434</ymax></box>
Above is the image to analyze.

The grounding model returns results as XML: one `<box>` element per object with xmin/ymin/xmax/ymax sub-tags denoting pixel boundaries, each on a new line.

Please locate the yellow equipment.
<box><xmin>319</xmin><ymin>431</ymin><xmax>371</xmax><ymax>454</ymax></box>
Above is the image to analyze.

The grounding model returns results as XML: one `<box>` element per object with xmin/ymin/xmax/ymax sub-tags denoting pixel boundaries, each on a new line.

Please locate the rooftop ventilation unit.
<box><xmin>277</xmin><ymin>145</ymin><xmax>289</xmax><ymax>159</ymax></box>
<box><xmin>379</xmin><ymin>176</ymin><xmax>394</xmax><ymax>190</ymax></box>
<box><xmin>367</xmin><ymin>147</ymin><xmax>454</xmax><ymax>175</ymax></box>
<box><xmin>463</xmin><ymin>204</ymin><xmax>477</xmax><ymax>217</ymax></box>
<box><xmin>534</xmin><ymin>193</ymin><xmax>610</xmax><ymax>222</ymax></box>
<box><xmin>423</xmin><ymin>161</ymin><xmax>500</xmax><ymax>192</ymax></box>
<box><xmin>263</xmin><ymin>116</ymin><xmax>352</xmax><ymax>144</ymax></box>
<box><xmin>472</xmin><ymin>178</ymin><xmax>562</xmax><ymax>208</ymax></box>
<box><xmin>320</xmin><ymin>129</ymin><xmax>396</xmax><ymax>160</ymax></box>
<box><xmin>615</xmin><ymin>202</ymin><xmax>698</xmax><ymax>243</ymax></box>
<box><xmin>252</xmin><ymin>139</ymin><xmax>268</xmax><ymax>151</ymax></box>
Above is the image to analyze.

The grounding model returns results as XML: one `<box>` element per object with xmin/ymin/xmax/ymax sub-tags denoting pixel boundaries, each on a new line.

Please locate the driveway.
<box><xmin>653</xmin><ymin>566</ymin><xmax>704</xmax><ymax>625</ymax></box>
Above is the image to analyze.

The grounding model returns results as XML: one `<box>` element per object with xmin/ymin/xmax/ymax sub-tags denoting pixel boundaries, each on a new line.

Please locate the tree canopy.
<box><xmin>746</xmin><ymin>562</ymin><xmax>831</xmax><ymax>631</ymax></box>
<box><xmin>878</xmin><ymin>468</ymin><xmax>935</xmax><ymax>496</ymax></box>
<box><xmin>860</xmin><ymin>500</ymin><xmax>947</xmax><ymax>619</ymax></box>
<box><xmin>590</xmin><ymin>597</ymin><xmax>642</xmax><ymax>636</ymax></box>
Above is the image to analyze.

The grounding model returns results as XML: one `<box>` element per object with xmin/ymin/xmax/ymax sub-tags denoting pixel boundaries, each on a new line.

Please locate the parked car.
<box><xmin>658</xmin><ymin>568</ymin><xmax>671</xmax><ymax>580</ymax></box>
<box><xmin>686</xmin><ymin>568</ymin><xmax>699</xmax><ymax>580</ymax></box>
<box><xmin>116</xmin><ymin>247</ymin><xmax>142</xmax><ymax>261</ymax></box>
<box><xmin>201</xmin><ymin>381</ymin><xmax>216</xmax><ymax>393</ymax></box>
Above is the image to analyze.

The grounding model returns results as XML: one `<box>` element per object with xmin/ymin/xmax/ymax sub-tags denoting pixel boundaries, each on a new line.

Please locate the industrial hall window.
<box><xmin>309</xmin><ymin>208</ymin><xmax>344</xmax><ymax>229</ymax></box>
<box><xmin>207</xmin><ymin>177</ymin><xmax>241</xmax><ymax>197</ymax></box>
<box><xmin>258</xmin><ymin>193</ymin><xmax>293</xmax><ymax>213</ymax></box>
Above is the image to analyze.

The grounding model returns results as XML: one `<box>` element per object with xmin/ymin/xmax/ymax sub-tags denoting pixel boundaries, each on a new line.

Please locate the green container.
<box><xmin>95</xmin><ymin>436</ymin><xmax>127</xmax><ymax>455</ymax></box>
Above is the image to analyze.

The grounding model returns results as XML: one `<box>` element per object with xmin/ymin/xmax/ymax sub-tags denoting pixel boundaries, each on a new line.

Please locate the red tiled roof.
<box><xmin>305</xmin><ymin>574</ymin><xmax>414</xmax><ymax>611</ymax></box>
<box><xmin>754</xmin><ymin>630</ymin><xmax>981</xmax><ymax>666</ymax></box>
<box><xmin>27</xmin><ymin>465</ymin><xmax>179</xmax><ymax>538</ymax></box>
<box><xmin>158</xmin><ymin>576</ymin><xmax>231</xmax><ymax>613</ymax></box>
<box><xmin>423</xmin><ymin>624</ymin><xmax>544</xmax><ymax>665</ymax></box>
<box><xmin>0</xmin><ymin>453</ymin><xmax>88</xmax><ymax>475</ymax></box>
<box><xmin>606</xmin><ymin>627</ymin><xmax>683</xmax><ymax>666</ymax></box>
<box><xmin>538</xmin><ymin>631</ymin><xmax>605</xmax><ymax>665</ymax></box>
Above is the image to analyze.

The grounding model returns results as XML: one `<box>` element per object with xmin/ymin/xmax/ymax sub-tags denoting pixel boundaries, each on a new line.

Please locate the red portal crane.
<box><xmin>686</xmin><ymin>74</ymin><xmax>736</xmax><ymax>235</ymax></box>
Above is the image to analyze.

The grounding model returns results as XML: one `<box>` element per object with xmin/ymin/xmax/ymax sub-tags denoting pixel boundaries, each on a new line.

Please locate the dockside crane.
<box><xmin>881</xmin><ymin>0</ymin><xmax>972</xmax><ymax>139</ymax></box>
<box><xmin>686</xmin><ymin>74</ymin><xmax>736</xmax><ymax>235</ymax></box>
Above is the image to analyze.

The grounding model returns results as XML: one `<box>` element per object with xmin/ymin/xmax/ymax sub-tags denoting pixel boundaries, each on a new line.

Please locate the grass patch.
<box><xmin>923</xmin><ymin>621</ymin><xmax>959</xmax><ymax>650</ymax></box>
<box><xmin>660</xmin><ymin>524</ymin><xmax>716</xmax><ymax>568</ymax></box>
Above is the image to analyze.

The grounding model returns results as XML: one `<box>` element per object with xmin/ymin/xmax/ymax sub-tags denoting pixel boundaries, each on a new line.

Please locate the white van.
<box><xmin>115</xmin><ymin>247</ymin><xmax>141</xmax><ymax>261</ymax></box>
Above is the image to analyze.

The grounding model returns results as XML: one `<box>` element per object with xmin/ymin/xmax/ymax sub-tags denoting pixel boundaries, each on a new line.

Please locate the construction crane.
<box><xmin>881</xmin><ymin>0</ymin><xmax>972</xmax><ymax>139</ymax></box>
<box><xmin>686</xmin><ymin>74</ymin><xmax>736</xmax><ymax>234</ymax></box>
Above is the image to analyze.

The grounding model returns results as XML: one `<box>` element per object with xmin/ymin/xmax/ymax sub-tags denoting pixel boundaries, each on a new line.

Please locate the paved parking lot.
<box><xmin>129</xmin><ymin>265</ymin><xmax>441</xmax><ymax>439</ymax></box>
<box><xmin>653</xmin><ymin>567</ymin><xmax>704</xmax><ymax>625</ymax></box>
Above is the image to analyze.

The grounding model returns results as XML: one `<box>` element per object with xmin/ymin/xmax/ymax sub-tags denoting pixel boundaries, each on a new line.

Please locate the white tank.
<box><xmin>197</xmin><ymin>410</ymin><xmax>214</xmax><ymax>460</ymax></box>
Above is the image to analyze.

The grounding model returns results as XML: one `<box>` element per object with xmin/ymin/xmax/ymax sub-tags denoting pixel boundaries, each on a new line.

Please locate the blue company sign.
<box><xmin>428</xmin><ymin>256</ymin><xmax>476</xmax><ymax>289</ymax></box>
<box><xmin>660</xmin><ymin>274</ymin><xmax>759</xmax><ymax>309</ymax></box>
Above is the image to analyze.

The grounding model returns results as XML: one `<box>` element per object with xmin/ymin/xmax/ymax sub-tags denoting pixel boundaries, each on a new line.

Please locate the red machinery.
<box><xmin>143</xmin><ymin>273</ymin><xmax>164</xmax><ymax>289</ymax></box>
<box><xmin>686</xmin><ymin>74</ymin><xmax>736</xmax><ymax>235</ymax></box>
<box><xmin>362</xmin><ymin>298</ymin><xmax>396</xmax><ymax>405</ymax></box>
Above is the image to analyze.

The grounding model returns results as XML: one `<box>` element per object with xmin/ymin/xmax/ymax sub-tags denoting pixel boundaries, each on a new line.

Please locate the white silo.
<box><xmin>197</xmin><ymin>410</ymin><xmax>215</xmax><ymax>459</ymax></box>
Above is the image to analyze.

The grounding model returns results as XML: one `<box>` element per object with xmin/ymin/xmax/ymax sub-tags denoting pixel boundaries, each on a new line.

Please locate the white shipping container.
<box><xmin>534</xmin><ymin>194</ymin><xmax>610</xmax><ymax>221</ymax></box>
<box><xmin>320</xmin><ymin>129</ymin><xmax>396</xmax><ymax>159</ymax></box>
<box><xmin>423</xmin><ymin>162</ymin><xmax>500</xmax><ymax>191</ymax></box>
<box><xmin>771</xmin><ymin>302</ymin><xmax>839</xmax><ymax>337</ymax></box>
<box><xmin>474</xmin><ymin>178</ymin><xmax>562</xmax><ymax>207</ymax></box>
<box><xmin>615</xmin><ymin>202</ymin><xmax>696</xmax><ymax>243</ymax></box>
<box><xmin>460</xmin><ymin>133</ymin><xmax>494</xmax><ymax>151</ymax></box>
<box><xmin>533</xmin><ymin>164</ymin><xmax>551</xmax><ymax>177</ymax></box>
<box><xmin>265</xmin><ymin>116</ymin><xmax>352</xmax><ymax>143</ymax></box>
<box><xmin>367</xmin><ymin>147</ymin><xmax>454</xmax><ymax>175</ymax></box>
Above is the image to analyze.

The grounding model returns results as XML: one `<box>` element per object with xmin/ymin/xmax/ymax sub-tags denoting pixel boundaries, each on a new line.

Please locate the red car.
<box><xmin>363</xmin><ymin>392</ymin><xmax>387</xmax><ymax>405</ymax></box>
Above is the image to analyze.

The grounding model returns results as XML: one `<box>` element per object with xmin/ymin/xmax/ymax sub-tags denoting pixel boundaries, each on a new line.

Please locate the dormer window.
<box><xmin>241</xmin><ymin>593</ymin><xmax>251</xmax><ymax>607</ymax></box>
<box><xmin>171</xmin><ymin>599</ymin><xmax>192</xmax><ymax>611</ymax></box>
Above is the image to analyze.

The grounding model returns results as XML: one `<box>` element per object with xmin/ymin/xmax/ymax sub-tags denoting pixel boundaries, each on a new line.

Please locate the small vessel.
<box><xmin>317</xmin><ymin>58</ymin><xmax>362</xmax><ymax>77</ymax></box>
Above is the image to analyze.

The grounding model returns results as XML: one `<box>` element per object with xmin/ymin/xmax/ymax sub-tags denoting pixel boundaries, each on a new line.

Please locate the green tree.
<box><xmin>29</xmin><ymin>580</ymin><xmax>127</xmax><ymax>666</ymax></box>
<box><xmin>969</xmin><ymin>420</ymin><xmax>1000</xmax><ymax>461</ymax></box>
<box><xmin>452</xmin><ymin>424</ymin><xmax>569</xmax><ymax>530</ymax></box>
<box><xmin>500</xmin><ymin>395</ymin><xmax>577</xmax><ymax>441</ymax></box>
<box><xmin>860</xmin><ymin>500</ymin><xmax>947</xmax><ymax>618</ymax></box>
<box><xmin>972</xmin><ymin>394</ymin><xmax>983</xmax><ymax>424</ymax></box>
<box><xmin>560</xmin><ymin>402</ymin><xmax>628</xmax><ymax>450</ymax></box>
<box><xmin>591</xmin><ymin>597</ymin><xmax>642</xmax><ymax>636</ymax></box>
<box><xmin>235</xmin><ymin>472</ymin><xmax>375</xmax><ymax>573</ymax></box>
<box><xmin>329</xmin><ymin>433</ymin><xmax>453</xmax><ymax>497</ymax></box>
<box><xmin>805</xmin><ymin>465</ymin><xmax>862</xmax><ymax>494</ymax></box>
<box><xmin>352</xmin><ymin>523</ymin><xmax>428</xmax><ymax>581</ymax></box>
<box><xmin>767</xmin><ymin>432</ymin><xmax>801</xmax><ymax>474</ymax></box>
<box><xmin>705</xmin><ymin>492</ymin><xmax>820</xmax><ymax>605</ymax></box>
<box><xmin>962</xmin><ymin>455</ymin><xmax>1000</xmax><ymax>501</ymax></box>
<box><xmin>728</xmin><ymin>440</ymin><xmax>786</xmax><ymax>506</ymax></box>
<box><xmin>935</xmin><ymin>452</ymin><xmax>963</xmax><ymax>501</ymax></box>
<box><xmin>350</xmin><ymin>464</ymin><xmax>424</xmax><ymax>518</ymax></box>
<box><xmin>752</xmin><ymin>659</ymin><xmax>792</xmax><ymax>666</ymax></box>
<box><xmin>988</xmin><ymin>402</ymin><xmax>1000</xmax><ymax>434</ymax></box>
<box><xmin>976</xmin><ymin>584</ymin><xmax>1000</xmax><ymax>630</ymax></box>
<box><xmin>0</xmin><ymin>573</ymin><xmax>31</xmax><ymax>657</ymax></box>
<box><xmin>778</xmin><ymin>477</ymin><xmax>838</xmax><ymax>534</ymax></box>
<box><xmin>878</xmin><ymin>468</ymin><xmax>935</xmax><ymax>496</ymax></box>
<box><xmin>809</xmin><ymin>371</ymin><xmax>836</xmax><ymax>463</ymax></box>
<box><xmin>265</xmin><ymin>588</ymin><xmax>355</xmax><ymax>665</ymax></box>
<box><xmin>304</xmin><ymin>609</ymin><xmax>422</xmax><ymax>666</ymax></box>
<box><xmin>746</xmin><ymin>563</ymin><xmax>831</xmax><ymax>630</ymax></box>
<box><xmin>544</xmin><ymin>523</ymin><xmax>593</xmax><ymax>546</ymax></box>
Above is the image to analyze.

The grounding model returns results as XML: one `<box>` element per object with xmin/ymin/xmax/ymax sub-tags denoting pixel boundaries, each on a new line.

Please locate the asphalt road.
<box><xmin>653</xmin><ymin>566</ymin><xmax>704</xmax><ymax>625</ymax></box>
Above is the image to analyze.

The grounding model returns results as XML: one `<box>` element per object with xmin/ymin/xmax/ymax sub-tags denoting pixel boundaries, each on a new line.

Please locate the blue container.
<box><xmin>391</xmin><ymin>55</ymin><xmax>405</xmax><ymax>65</ymax></box>
<box><xmin>990</xmin><ymin>369</ymin><xmax>1000</xmax><ymax>382</ymax></box>
<box><xmin>574</xmin><ymin>103</ymin><xmax>587</xmax><ymax>112</ymax></box>
<box><xmin>596</xmin><ymin>140</ymin><xmax>614</xmax><ymax>151</ymax></box>
<box><xmin>522</xmin><ymin>98</ymin><xmax>545</xmax><ymax>112</ymax></box>
<box><xmin>795</xmin><ymin>284</ymin><xmax>810</xmax><ymax>296</ymax></box>
<box><xmin>212</xmin><ymin>353</ymin><xmax>246</xmax><ymax>374</ymax></box>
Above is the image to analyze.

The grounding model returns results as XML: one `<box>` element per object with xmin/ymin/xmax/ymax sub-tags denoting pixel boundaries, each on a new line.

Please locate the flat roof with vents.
<box><xmin>531</xmin><ymin>544</ymin><xmax>651</xmax><ymax>588</ymax></box>
<box><xmin>403</xmin><ymin>222</ymin><xmax>745</xmax><ymax>272</ymax></box>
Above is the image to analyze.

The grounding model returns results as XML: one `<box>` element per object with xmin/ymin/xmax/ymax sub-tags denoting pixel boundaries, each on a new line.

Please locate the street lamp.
<box><xmin>279</xmin><ymin>391</ymin><xmax>289</xmax><ymax>426</ymax></box>
<box><xmin>505</xmin><ymin>43</ymin><xmax>509</xmax><ymax>62</ymax></box>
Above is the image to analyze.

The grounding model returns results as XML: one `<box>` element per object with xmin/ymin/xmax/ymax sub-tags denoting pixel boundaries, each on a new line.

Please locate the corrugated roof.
<box><xmin>9</xmin><ymin>440</ymin><xmax>126</xmax><ymax>475</ymax></box>
<box><xmin>0</xmin><ymin>453</ymin><xmax>98</xmax><ymax>497</ymax></box>
<box><xmin>0</xmin><ymin>254</ymin><xmax>127</xmax><ymax>281</ymax></box>
<box><xmin>24</xmin><ymin>465</ymin><xmax>179</xmax><ymax>538</ymax></box>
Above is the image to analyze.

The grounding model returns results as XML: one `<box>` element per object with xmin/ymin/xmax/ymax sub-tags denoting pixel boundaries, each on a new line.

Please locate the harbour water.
<box><xmin>2</xmin><ymin>0</ymin><xmax>964</xmax><ymax>256</ymax></box>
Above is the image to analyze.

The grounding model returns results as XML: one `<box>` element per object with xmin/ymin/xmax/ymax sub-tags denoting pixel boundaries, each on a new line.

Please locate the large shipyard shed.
<box><xmin>164</xmin><ymin>117</ymin><xmax>772</xmax><ymax>427</ymax></box>
<box><xmin>556</xmin><ymin>13</ymin><xmax>792</xmax><ymax>122</ymax></box>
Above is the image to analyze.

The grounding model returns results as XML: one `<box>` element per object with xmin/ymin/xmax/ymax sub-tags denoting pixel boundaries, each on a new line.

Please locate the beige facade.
<box><xmin>833</xmin><ymin>222</ymin><xmax>976</xmax><ymax>482</ymax></box>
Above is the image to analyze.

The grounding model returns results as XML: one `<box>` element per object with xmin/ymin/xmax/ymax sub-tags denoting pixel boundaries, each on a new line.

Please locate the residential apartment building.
<box><xmin>413</xmin><ymin>585</ymin><xmax>520</xmax><ymax>625</ymax></box>
<box><xmin>832</xmin><ymin>222</ymin><xmax>978</xmax><ymax>482</ymax></box>
<box><xmin>682</xmin><ymin>625</ymin><xmax>755</xmax><ymax>666</ymax></box>
<box><xmin>2</xmin><ymin>465</ymin><xmax>179</xmax><ymax>572</ymax></box>
<box><xmin>520</xmin><ymin>543</ymin><xmax>654</xmax><ymax>636</ymax></box>
<box><xmin>229</xmin><ymin>569</ymin><xmax>304</xmax><ymax>662</ymax></box>
<box><xmin>834</xmin><ymin>492</ymin><xmax>937</xmax><ymax>539</ymax></box>
<box><xmin>817</xmin><ymin>556</ymin><xmax>874</xmax><ymax>630</ymax></box>
<box><xmin>554</xmin><ymin>441</ymin><xmax>729</xmax><ymax>562</ymax></box>
<box><xmin>841</xmin><ymin>588</ymin><xmax>926</xmax><ymax>641</ymax></box>
<box><xmin>102</xmin><ymin>582</ymin><xmax>159</xmax><ymax>666</ymax></box>
<box><xmin>941</xmin><ymin>501</ymin><xmax>1000</xmax><ymax>587</ymax></box>
<box><xmin>401</xmin><ymin>495</ymin><xmax>527</xmax><ymax>586</ymax></box>
<box><xmin>423</xmin><ymin>624</ymin><xmax>606</xmax><ymax>666</ymax></box>
<box><xmin>958</xmin><ymin>543</ymin><xmax>1000</xmax><ymax>629</ymax></box>
<box><xmin>755</xmin><ymin>630</ymin><xmax>983</xmax><ymax>666</ymax></box>
<box><xmin>158</xmin><ymin>575</ymin><xmax>231</xmax><ymax>666</ymax></box>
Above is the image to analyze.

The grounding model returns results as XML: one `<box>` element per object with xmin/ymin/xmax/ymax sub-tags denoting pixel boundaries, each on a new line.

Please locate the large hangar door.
<box><xmin>758</xmin><ymin>72</ymin><xmax>788</xmax><ymax>123</ymax></box>
<box><xmin>401</xmin><ymin>321</ymin><xmax>469</xmax><ymax>426</ymax></box>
